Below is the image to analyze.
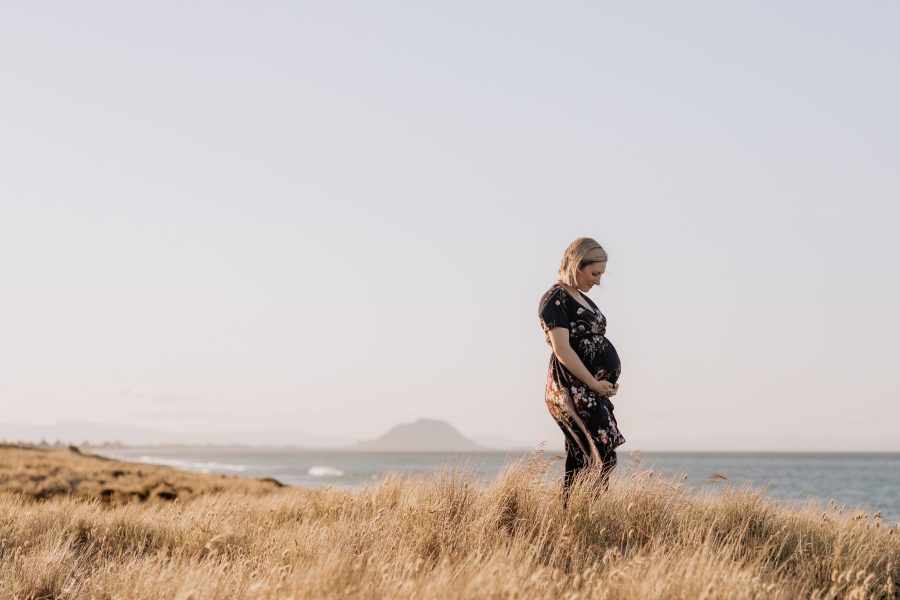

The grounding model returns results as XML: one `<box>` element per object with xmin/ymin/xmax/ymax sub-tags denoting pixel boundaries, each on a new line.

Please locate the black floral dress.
<box><xmin>538</xmin><ymin>283</ymin><xmax>625</xmax><ymax>495</ymax></box>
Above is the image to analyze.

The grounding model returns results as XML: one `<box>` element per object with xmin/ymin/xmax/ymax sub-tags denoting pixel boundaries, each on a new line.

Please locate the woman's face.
<box><xmin>575</xmin><ymin>261</ymin><xmax>606</xmax><ymax>292</ymax></box>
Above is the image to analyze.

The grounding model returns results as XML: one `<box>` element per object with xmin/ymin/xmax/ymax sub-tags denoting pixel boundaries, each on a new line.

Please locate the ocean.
<box><xmin>94</xmin><ymin>447</ymin><xmax>900</xmax><ymax>523</ymax></box>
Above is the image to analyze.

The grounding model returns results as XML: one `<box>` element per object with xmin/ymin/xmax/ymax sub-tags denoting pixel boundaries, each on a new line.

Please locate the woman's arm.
<box><xmin>547</xmin><ymin>328</ymin><xmax>616</xmax><ymax>396</ymax></box>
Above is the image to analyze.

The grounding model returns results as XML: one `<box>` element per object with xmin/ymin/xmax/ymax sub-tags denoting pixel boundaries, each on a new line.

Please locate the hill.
<box><xmin>355</xmin><ymin>418</ymin><xmax>485</xmax><ymax>451</ymax></box>
<box><xmin>0</xmin><ymin>421</ymin><xmax>353</xmax><ymax>448</ymax></box>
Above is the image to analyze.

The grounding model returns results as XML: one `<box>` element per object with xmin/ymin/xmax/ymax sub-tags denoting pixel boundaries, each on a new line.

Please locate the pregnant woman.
<box><xmin>538</xmin><ymin>237</ymin><xmax>625</xmax><ymax>503</ymax></box>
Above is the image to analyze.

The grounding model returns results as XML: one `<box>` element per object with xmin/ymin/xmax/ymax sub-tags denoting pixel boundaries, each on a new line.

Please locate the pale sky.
<box><xmin>1</xmin><ymin>2</ymin><xmax>898</xmax><ymax>451</ymax></box>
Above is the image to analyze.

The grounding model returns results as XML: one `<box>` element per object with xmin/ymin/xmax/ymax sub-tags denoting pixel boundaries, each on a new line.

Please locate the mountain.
<box><xmin>0</xmin><ymin>421</ymin><xmax>353</xmax><ymax>448</ymax></box>
<box><xmin>355</xmin><ymin>418</ymin><xmax>485</xmax><ymax>452</ymax></box>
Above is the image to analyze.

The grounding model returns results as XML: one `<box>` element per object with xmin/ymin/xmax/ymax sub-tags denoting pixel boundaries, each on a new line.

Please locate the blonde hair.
<box><xmin>558</xmin><ymin>237</ymin><xmax>608</xmax><ymax>286</ymax></box>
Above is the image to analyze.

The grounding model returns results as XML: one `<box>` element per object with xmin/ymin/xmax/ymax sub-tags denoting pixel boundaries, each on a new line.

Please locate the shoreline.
<box><xmin>1</xmin><ymin>444</ymin><xmax>897</xmax><ymax>598</ymax></box>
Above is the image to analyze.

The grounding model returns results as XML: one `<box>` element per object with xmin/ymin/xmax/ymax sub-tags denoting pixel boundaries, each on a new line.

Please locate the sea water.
<box><xmin>95</xmin><ymin>447</ymin><xmax>900</xmax><ymax>523</ymax></box>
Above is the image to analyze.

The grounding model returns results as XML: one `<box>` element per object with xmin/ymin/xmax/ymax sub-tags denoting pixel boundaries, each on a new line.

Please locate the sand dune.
<box><xmin>0</xmin><ymin>444</ymin><xmax>897</xmax><ymax>599</ymax></box>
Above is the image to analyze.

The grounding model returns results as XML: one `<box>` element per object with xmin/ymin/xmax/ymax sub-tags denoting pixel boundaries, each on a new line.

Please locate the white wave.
<box><xmin>189</xmin><ymin>461</ymin><xmax>248</xmax><ymax>472</ymax></box>
<box><xmin>308</xmin><ymin>465</ymin><xmax>344</xmax><ymax>477</ymax></box>
<box><xmin>127</xmin><ymin>455</ymin><xmax>247</xmax><ymax>473</ymax></box>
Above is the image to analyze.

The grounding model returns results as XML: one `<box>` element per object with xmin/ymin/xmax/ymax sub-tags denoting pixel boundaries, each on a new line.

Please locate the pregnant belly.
<box><xmin>593</xmin><ymin>338</ymin><xmax>621</xmax><ymax>384</ymax></box>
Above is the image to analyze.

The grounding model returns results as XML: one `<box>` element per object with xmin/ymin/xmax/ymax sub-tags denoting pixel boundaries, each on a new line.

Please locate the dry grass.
<box><xmin>0</xmin><ymin>445</ymin><xmax>897</xmax><ymax>599</ymax></box>
<box><xmin>0</xmin><ymin>444</ymin><xmax>285</xmax><ymax>504</ymax></box>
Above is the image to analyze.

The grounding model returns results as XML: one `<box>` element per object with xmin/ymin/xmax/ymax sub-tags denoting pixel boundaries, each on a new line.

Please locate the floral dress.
<box><xmin>538</xmin><ymin>283</ymin><xmax>625</xmax><ymax>493</ymax></box>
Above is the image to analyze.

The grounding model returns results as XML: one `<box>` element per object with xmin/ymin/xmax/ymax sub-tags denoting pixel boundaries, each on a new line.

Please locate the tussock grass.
<box><xmin>0</xmin><ymin>445</ymin><xmax>897</xmax><ymax>599</ymax></box>
<box><xmin>0</xmin><ymin>445</ymin><xmax>284</xmax><ymax>504</ymax></box>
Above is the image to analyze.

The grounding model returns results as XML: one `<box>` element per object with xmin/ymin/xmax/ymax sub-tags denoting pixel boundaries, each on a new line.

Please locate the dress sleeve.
<box><xmin>539</xmin><ymin>290</ymin><xmax>570</xmax><ymax>333</ymax></box>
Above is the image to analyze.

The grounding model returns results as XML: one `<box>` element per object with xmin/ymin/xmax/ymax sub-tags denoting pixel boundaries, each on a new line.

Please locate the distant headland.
<box><xmin>354</xmin><ymin>418</ymin><xmax>485</xmax><ymax>452</ymax></box>
<box><xmin>0</xmin><ymin>419</ymin><xmax>533</xmax><ymax>451</ymax></box>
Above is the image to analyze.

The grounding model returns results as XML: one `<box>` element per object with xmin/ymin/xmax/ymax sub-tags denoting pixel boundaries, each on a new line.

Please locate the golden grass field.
<box><xmin>1</xmin><ymin>444</ymin><xmax>897</xmax><ymax>599</ymax></box>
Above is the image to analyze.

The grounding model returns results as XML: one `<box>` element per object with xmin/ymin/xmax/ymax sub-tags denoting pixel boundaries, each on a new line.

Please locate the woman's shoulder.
<box><xmin>539</xmin><ymin>283</ymin><xmax>567</xmax><ymax>309</ymax></box>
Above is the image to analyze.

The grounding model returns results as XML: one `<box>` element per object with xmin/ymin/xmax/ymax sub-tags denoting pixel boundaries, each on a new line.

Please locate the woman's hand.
<box><xmin>593</xmin><ymin>379</ymin><xmax>619</xmax><ymax>397</ymax></box>
<box><xmin>548</xmin><ymin>328</ymin><xmax>620</xmax><ymax>399</ymax></box>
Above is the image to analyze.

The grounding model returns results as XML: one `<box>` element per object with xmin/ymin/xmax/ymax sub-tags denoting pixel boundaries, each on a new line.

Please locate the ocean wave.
<box><xmin>308</xmin><ymin>465</ymin><xmax>344</xmax><ymax>477</ymax></box>
<box><xmin>130</xmin><ymin>455</ymin><xmax>248</xmax><ymax>473</ymax></box>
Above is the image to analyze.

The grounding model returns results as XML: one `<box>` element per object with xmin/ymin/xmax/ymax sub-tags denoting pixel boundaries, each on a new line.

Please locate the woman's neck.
<box><xmin>561</xmin><ymin>283</ymin><xmax>583</xmax><ymax>297</ymax></box>
<box><xmin>561</xmin><ymin>283</ymin><xmax>597</xmax><ymax>313</ymax></box>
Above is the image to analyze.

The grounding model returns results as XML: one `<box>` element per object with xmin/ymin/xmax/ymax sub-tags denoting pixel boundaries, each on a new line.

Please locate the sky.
<box><xmin>1</xmin><ymin>1</ymin><xmax>898</xmax><ymax>451</ymax></box>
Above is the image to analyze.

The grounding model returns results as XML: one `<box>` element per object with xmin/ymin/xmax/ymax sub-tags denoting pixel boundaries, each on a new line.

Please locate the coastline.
<box><xmin>1</xmin><ymin>444</ymin><xmax>897</xmax><ymax>598</ymax></box>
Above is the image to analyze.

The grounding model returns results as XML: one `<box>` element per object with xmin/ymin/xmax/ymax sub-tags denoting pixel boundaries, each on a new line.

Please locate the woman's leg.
<box><xmin>596</xmin><ymin>448</ymin><xmax>617</xmax><ymax>491</ymax></box>
<box><xmin>557</xmin><ymin>417</ymin><xmax>618</xmax><ymax>503</ymax></box>
<box><xmin>556</xmin><ymin>417</ymin><xmax>589</xmax><ymax>506</ymax></box>
<box><xmin>563</xmin><ymin>435</ymin><xmax>583</xmax><ymax>498</ymax></box>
